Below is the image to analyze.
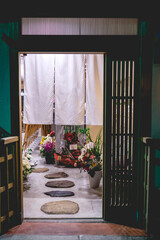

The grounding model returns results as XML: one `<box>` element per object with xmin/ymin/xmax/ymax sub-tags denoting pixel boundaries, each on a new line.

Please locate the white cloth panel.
<box><xmin>55</xmin><ymin>54</ymin><xmax>85</xmax><ymax>125</ymax></box>
<box><xmin>23</xmin><ymin>54</ymin><xmax>54</xmax><ymax>124</ymax></box>
<box><xmin>22</xmin><ymin>18</ymin><xmax>138</xmax><ymax>35</ymax></box>
<box><xmin>86</xmin><ymin>54</ymin><xmax>104</xmax><ymax>125</ymax></box>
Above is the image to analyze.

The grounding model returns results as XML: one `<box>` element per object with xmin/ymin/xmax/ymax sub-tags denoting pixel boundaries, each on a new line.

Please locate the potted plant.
<box><xmin>40</xmin><ymin>131</ymin><xmax>56</xmax><ymax>164</ymax></box>
<box><xmin>74</xmin><ymin>128</ymin><xmax>103</xmax><ymax>188</ymax></box>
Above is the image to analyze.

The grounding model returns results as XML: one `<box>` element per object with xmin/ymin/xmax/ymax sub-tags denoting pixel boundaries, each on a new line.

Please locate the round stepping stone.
<box><xmin>45</xmin><ymin>180</ymin><xmax>75</xmax><ymax>188</ymax></box>
<box><xmin>40</xmin><ymin>200</ymin><xmax>79</xmax><ymax>214</ymax></box>
<box><xmin>44</xmin><ymin>191</ymin><xmax>74</xmax><ymax>197</ymax></box>
<box><xmin>33</xmin><ymin>168</ymin><xmax>49</xmax><ymax>173</ymax></box>
<box><xmin>44</xmin><ymin>172</ymin><xmax>68</xmax><ymax>179</ymax></box>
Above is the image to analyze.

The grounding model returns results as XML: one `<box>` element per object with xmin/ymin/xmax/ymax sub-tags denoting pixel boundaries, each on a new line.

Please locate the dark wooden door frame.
<box><xmin>7</xmin><ymin>34</ymin><xmax>143</xmax><ymax>225</ymax></box>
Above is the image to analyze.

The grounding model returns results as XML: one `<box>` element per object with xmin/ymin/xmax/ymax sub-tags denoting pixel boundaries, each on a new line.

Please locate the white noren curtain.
<box><xmin>23</xmin><ymin>54</ymin><xmax>54</xmax><ymax>124</ymax></box>
<box><xmin>86</xmin><ymin>54</ymin><xmax>104</xmax><ymax>125</ymax></box>
<box><xmin>55</xmin><ymin>54</ymin><xmax>85</xmax><ymax>125</ymax></box>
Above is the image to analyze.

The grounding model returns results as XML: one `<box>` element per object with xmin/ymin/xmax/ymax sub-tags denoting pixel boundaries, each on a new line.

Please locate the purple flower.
<box><xmin>45</xmin><ymin>143</ymin><xmax>51</xmax><ymax>152</ymax></box>
<box><xmin>44</xmin><ymin>142</ymin><xmax>55</xmax><ymax>153</ymax></box>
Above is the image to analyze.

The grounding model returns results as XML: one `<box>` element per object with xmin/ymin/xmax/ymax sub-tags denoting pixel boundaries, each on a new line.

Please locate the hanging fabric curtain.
<box><xmin>23</xmin><ymin>54</ymin><xmax>54</xmax><ymax>124</ymax></box>
<box><xmin>55</xmin><ymin>54</ymin><xmax>85</xmax><ymax>125</ymax></box>
<box><xmin>86</xmin><ymin>54</ymin><xmax>104</xmax><ymax>125</ymax></box>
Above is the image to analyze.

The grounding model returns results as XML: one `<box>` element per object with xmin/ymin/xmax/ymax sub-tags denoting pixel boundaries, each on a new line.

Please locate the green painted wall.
<box><xmin>0</xmin><ymin>22</ymin><xmax>18</xmax><ymax>135</ymax></box>
<box><xmin>0</xmin><ymin>23</ymin><xmax>11</xmax><ymax>133</ymax></box>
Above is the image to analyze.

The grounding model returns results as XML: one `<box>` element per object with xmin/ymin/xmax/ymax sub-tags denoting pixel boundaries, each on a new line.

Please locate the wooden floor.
<box><xmin>6</xmin><ymin>222</ymin><xmax>147</xmax><ymax>236</ymax></box>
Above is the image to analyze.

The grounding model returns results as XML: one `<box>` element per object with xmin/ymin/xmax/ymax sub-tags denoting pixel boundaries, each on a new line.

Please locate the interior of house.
<box><xmin>20</xmin><ymin>53</ymin><xmax>104</xmax><ymax>219</ymax></box>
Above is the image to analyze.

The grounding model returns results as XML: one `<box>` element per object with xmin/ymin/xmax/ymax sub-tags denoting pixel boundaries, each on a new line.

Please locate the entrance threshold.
<box><xmin>23</xmin><ymin>218</ymin><xmax>105</xmax><ymax>223</ymax></box>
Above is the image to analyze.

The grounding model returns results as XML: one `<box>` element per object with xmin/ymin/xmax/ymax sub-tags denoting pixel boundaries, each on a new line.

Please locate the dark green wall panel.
<box><xmin>0</xmin><ymin>23</ymin><xmax>11</xmax><ymax>133</ymax></box>
<box><xmin>152</xmin><ymin>64</ymin><xmax>160</xmax><ymax>187</ymax></box>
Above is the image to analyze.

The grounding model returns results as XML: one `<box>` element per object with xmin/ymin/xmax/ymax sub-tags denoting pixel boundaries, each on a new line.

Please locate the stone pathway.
<box><xmin>44</xmin><ymin>191</ymin><xmax>74</xmax><ymax>197</ymax></box>
<box><xmin>41</xmin><ymin>200</ymin><xmax>79</xmax><ymax>214</ymax></box>
<box><xmin>23</xmin><ymin>146</ymin><xmax>102</xmax><ymax>219</ymax></box>
<box><xmin>45</xmin><ymin>180</ymin><xmax>75</xmax><ymax>188</ymax></box>
<box><xmin>40</xmin><ymin>163</ymin><xmax>79</xmax><ymax>215</ymax></box>
<box><xmin>44</xmin><ymin>172</ymin><xmax>69</xmax><ymax>179</ymax></box>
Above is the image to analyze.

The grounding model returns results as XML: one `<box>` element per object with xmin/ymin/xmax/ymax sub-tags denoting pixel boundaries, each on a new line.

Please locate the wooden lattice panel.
<box><xmin>0</xmin><ymin>136</ymin><xmax>19</xmax><ymax>234</ymax></box>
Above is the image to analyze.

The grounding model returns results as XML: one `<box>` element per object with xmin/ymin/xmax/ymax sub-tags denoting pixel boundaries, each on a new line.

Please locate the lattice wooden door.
<box><xmin>104</xmin><ymin>54</ymin><xmax>140</xmax><ymax>226</ymax></box>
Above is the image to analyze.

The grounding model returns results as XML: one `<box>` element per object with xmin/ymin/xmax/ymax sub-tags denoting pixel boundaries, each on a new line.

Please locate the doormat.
<box><xmin>44</xmin><ymin>190</ymin><xmax>74</xmax><ymax>197</ymax></box>
<box><xmin>45</xmin><ymin>180</ymin><xmax>75</xmax><ymax>188</ymax></box>
<box><xmin>33</xmin><ymin>168</ymin><xmax>49</xmax><ymax>173</ymax></box>
<box><xmin>44</xmin><ymin>172</ymin><xmax>68</xmax><ymax>179</ymax></box>
<box><xmin>40</xmin><ymin>200</ymin><xmax>79</xmax><ymax>214</ymax></box>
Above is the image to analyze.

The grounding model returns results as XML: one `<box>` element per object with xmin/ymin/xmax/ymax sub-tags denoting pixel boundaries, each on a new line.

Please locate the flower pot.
<box><xmin>89</xmin><ymin>170</ymin><xmax>102</xmax><ymax>189</ymax></box>
<box><xmin>45</xmin><ymin>154</ymin><xmax>55</xmax><ymax>164</ymax></box>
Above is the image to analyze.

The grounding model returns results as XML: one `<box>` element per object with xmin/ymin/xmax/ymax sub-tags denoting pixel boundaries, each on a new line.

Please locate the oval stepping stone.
<box><xmin>33</xmin><ymin>168</ymin><xmax>49</xmax><ymax>173</ymax></box>
<box><xmin>44</xmin><ymin>191</ymin><xmax>74</xmax><ymax>197</ymax></box>
<box><xmin>45</xmin><ymin>180</ymin><xmax>75</xmax><ymax>188</ymax></box>
<box><xmin>40</xmin><ymin>200</ymin><xmax>79</xmax><ymax>214</ymax></box>
<box><xmin>44</xmin><ymin>172</ymin><xmax>68</xmax><ymax>179</ymax></box>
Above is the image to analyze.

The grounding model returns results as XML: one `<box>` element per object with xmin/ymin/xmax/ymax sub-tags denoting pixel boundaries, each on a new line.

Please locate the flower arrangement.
<box><xmin>63</xmin><ymin>131</ymin><xmax>79</xmax><ymax>146</ymax></box>
<box><xmin>22</xmin><ymin>149</ymin><xmax>34</xmax><ymax>180</ymax></box>
<box><xmin>40</xmin><ymin>131</ymin><xmax>56</xmax><ymax>164</ymax></box>
<box><xmin>74</xmin><ymin>128</ymin><xmax>103</xmax><ymax>177</ymax></box>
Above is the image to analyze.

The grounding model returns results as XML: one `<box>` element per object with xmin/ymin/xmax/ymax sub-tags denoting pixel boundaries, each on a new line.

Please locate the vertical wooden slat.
<box><xmin>112</xmin><ymin>60</ymin><xmax>116</xmax><ymax>206</ymax></box>
<box><xmin>143</xmin><ymin>145</ymin><xmax>148</xmax><ymax>225</ymax></box>
<box><xmin>111</xmin><ymin>61</ymin><xmax>114</xmax><ymax>206</ymax></box>
<box><xmin>145</xmin><ymin>145</ymin><xmax>150</xmax><ymax>232</ymax></box>
<box><xmin>0</xmin><ymin>153</ymin><xmax>1</xmax><ymax>233</ymax></box>
<box><xmin>116</xmin><ymin>61</ymin><xmax>121</xmax><ymax>205</ymax></box>
<box><xmin>128</xmin><ymin>61</ymin><xmax>133</xmax><ymax>205</ymax></box>
<box><xmin>12</xmin><ymin>143</ymin><xmax>16</xmax><ymax>216</ymax></box>
<box><xmin>4</xmin><ymin>146</ymin><xmax>9</xmax><ymax>229</ymax></box>
<box><xmin>105</xmin><ymin>54</ymin><xmax>112</xmax><ymax>216</ymax></box>
<box><xmin>120</xmin><ymin>60</ymin><xmax>125</xmax><ymax>205</ymax></box>
<box><xmin>15</xmin><ymin>141</ymin><xmax>20</xmax><ymax>219</ymax></box>
<box><xmin>124</xmin><ymin>61</ymin><xmax>129</xmax><ymax>205</ymax></box>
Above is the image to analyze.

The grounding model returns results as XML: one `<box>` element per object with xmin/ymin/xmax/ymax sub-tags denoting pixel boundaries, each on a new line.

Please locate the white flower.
<box><xmin>22</xmin><ymin>157</ymin><xmax>33</xmax><ymax>179</ymax></box>
<box><xmin>81</xmin><ymin>148</ymin><xmax>87</xmax><ymax>155</ymax></box>
<box><xmin>22</xmin><ymin>158</ymin><xmax>31</xmax><ymax>169</ymax></box>
<box><xmin>89</xmin><ymin>142</ymin><xmax>94</xmax><ymax>149</ymax></box>
<box><xmin>26</xmin><ymin>163</ymin><xmax>31</xmax><ymax>170</ymax></box>
<box><xmin>43</xmin><ymin>136</ymin><xmax>52</xmax><ymax>145</ymax></box>
<box><xmin>26</xmin><ymin>153</ymin><xmax>32</xmax><ymax>160</ymax></box>
<box><xmin>78</xmin><ymin>155</ymin><xmax>83</xmax><ymax>160</ymax></box>
<box><xmin>85</xmin><ymin>142</ymin><xmax>94</xmax><ymax>150</ymax></box>
<box><xmin>23</xmin><ymin>159</ymin><xmax>28</xmax><ymax>166</ymax></box>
